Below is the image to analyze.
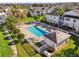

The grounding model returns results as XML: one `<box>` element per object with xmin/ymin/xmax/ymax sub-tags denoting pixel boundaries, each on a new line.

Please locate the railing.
<box><xmin>44</xmin><ymin>50</ymin><xmax>51</xmax><ymax>57</ymax></box>
<box><xmin>36</xmin><ymin>21</ymin><xmax>68</xmax><ymax>34</ymax></box>
<box><xmin>56</xmin><ymin>28</ymin><xmax>68</xmax><ymax>33</ymax></box>
<box><xmin>30</xmin><ymin>43</ymin><xmax>41</xmax><ymax>53</ymax></box>
<box><xmin>40</xmin><ymin>43</ymin><xmax>49</xmax><ymax>50</ymax></box>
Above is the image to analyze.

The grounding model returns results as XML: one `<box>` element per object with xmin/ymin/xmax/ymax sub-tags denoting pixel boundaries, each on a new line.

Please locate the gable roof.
<box><xmin>44</xmin><ymin>29</ymin><xmax>70</xmax><ymax>44</ymax></box>
<box><xmin>44</xmin><ymin>32</ymin><xmax>57</xmax><ymax>43</ymax></box>
<box><xmin>30</xmin><ymin>7</ymin><xmax>50</xmax><ymax>12</ymax></box>
<box><xmin>31</xmin><ymin>7</ymin><xmax>43</xmax><ymax>12</ymax></box>
<box><xmin>65</xmin><ymin>9</ymin><xmax>79</xmax><ymax>16</ymax></box>
<box><xmin>30</xmin><ymin>6</ymin><xmax>56</xmax><ymax>14</ymax></box>
<box><xmin>47</xmin><ymin>8</ymin><xmax>60</xmax><ymax>16</ymax></box>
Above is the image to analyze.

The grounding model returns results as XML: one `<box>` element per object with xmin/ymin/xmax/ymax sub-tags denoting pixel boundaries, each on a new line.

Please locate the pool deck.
<box><xmin>16</xmin><ymin>22</ymin><xmax>45</xmax><ymax>42</ymax></box>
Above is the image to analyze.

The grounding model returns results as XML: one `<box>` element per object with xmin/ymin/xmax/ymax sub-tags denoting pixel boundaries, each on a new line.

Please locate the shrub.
<box><xmin>17</xmin><ymin>33</ymin><xmax>25</xmax><ymax>42</ymax></box>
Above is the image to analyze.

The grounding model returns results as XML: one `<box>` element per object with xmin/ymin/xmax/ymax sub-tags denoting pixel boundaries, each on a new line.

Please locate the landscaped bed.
<box><xmin>16</xmin><ymin>42</ymin><xmax>29</xmax><ymax>57</ymax></box>
<box><xmin>14</xmin><ymin>37</ymin><xmax>42</xmax><ymax>57</ymax></box>
<box><xmin>35</xmin><ymin>42</ymin><xmax>43</xmax><ymax>47</ymax></box>
<box><xmin>22</xmin><ymin>43</ymin><xmax>42</xmax><ymax>57</ymax></box>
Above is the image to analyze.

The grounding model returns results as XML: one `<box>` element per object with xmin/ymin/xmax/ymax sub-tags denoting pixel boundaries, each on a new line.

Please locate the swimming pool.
<box><xmin>28</xmin><ymin>26</ymin><xmax>48</xmax><ymax>37</ymax></box>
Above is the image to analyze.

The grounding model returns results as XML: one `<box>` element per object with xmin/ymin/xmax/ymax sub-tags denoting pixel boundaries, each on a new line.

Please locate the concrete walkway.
<box><xmin>5</xmin><ymin>30</ymin><xmax>17</xmax><ymax>57</ymax></box>
<box><xmin>11</xmin><ymin>45</ymin><xmax>17</xmax><ymax>57</ymax></box>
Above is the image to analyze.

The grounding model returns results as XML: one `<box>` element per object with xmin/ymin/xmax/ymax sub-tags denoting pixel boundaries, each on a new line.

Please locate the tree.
<box><xmin>33</xmin><ymin>16</ymin><xmax>38</xmax><ymax>21</ymax></box>
<box><xmin>8</xmin><ymin>5</ymin><xmax>29</xmax><ymax>20</ymax></box>
<box><xmin>57</xmin><ymin>7</ymin><xmax>65</xmax><ymax>16</ymax></box>
<box><xmin>17</xmin><ymin>33</ymin><xmax>25</xmax><ymax>42</ymax></box>
<box><xmin>6</xmin><ymin>15</ymin><xmax>18</xmax><ymax>24</ymax></box>
<box><xmin>5</xmin><ymin>21</ymin><xmax>16</xmax><ymax>31</ymax></box>
<box><xmin>13</xmin><ymin>29</ymin><xmax>20</xmax><ymax>35</ymax></box>
<box><xmin>55</xmin><ymin>7</ymin><xmax>65</xmax><ymax>28</ymax></box>
<box><xmin>32</xmin><ymin>4</ymin><xmax>44</xmax><ymax>7</ymax></box>
<box><xmin>27</xmin><ymin>12</ymin><xmax>32</xmax><ymax>17</ymax></box>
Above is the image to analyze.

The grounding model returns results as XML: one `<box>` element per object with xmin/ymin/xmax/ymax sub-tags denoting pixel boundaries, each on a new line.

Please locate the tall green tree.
<box><xmin>17</xmin><ymin>33</ymin><xmax>25</xmax><ymax>42</ymax></box>
<box><xmin>57</xmin><ymin>7</ymin><xmax>65</xmax><ymax>16</ymax></box>
<box><xmin>13</xmin><ymin>29</ymin><xmax>20</xmax><ymax>35</ymax></box>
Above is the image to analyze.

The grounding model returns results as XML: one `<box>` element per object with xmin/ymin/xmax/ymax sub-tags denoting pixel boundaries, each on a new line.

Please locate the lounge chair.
<box><xmin>35</xmin><ymin>22</ymin><xmax>41</xmax><ymax>26</ymax></box>
<box><xmin>42</xmin><ymin>23</ymin><xmax>48</xmax><ymax>28</ymax></box>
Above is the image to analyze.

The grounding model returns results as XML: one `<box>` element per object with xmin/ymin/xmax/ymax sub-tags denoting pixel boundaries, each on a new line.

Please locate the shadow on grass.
<box><xmin>69</xmin><ymin>36</ymin><xmax>79</xmax><ymax>47</ymax></box>
<box><xmin>2</xmin><ymin>32</ymin><xmax>6</xmax><ymax>35</ymax></box>
<box><xmin>55</xmin><ymin>48</ymin><xmax>78</xmax><ymax>57</ymax></box>
<box><xmin>4</xmin><ymin>37</ymin><xmax>8</xmax><ymax>40</ymax></box>
<box><xmin>21</xmin><ymin>41</ymin><xmax>27</xmax><ymax>45</ymax></box>
<box><xmin>11</xmin><ymin>35</ymin><xmax>16</xmax><ymax>39</ymax></box>
<box><xmin>63</xmin><ymin>49</ymin><xmax>76</xmax><ymax>57</ymax></box>
<box><xmin>21</xmin><ymin>39</ymin><xmax>29</xmax><ymax>45</ymax></box>
<box><xmin>8</xmin><ymin>40</ymin><xmax>19</xmax><ymax>46</ymax></box>
<box><xmin>40</xmin><ymin>54</ymin><xmax>46</xmax><ymax>57</ymax></box>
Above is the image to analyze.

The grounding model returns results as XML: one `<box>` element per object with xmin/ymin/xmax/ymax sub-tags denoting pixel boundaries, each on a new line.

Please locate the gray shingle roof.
<box><xmin>44</xmin><ymin>32</ymin><xmax>57</xmax><ymax>43</ymax></box>
<box><xmin>47</xmin><ymin>8</ymin><xmax>59</xmax><ymax>16</ymax></box>
<box><xmin>65</xmin><ymin>9</ymin><xmax>79</xmax><ymax>16</ymax></box>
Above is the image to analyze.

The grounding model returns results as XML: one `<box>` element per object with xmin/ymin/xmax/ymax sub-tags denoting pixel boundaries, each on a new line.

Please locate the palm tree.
<box><xmin>56</xmin><ymin>7</ymin><xmax>65</xmax><ymax>28</ymax></box>
<box><xmin>57</xmin><ymin>7</ymin><xmax>65</xmax><ymax>16</ymax></box>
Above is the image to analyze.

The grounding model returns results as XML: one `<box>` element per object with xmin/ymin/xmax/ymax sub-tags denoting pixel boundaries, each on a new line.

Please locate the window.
<box><xmin>66</xmin><ymin>18</ymin><xmax>70</xmax><ymax>21</ymax></box>
<box><xmin>42</xmin><ymin>8</ymin><xmax>44</xmax><ymax>10</ymax></box>
<box><xmin>0</xmin><ymin>17</ymin><xmax>1</xmax><ymax>20</ymax></box>
<box><xmin>65</xmin><ymin>23</ymin><xmax>69</xmax><ymax>27</ymax></box>
<box><xmin>60</xmin><ymin>17</ymin><xmax>64</xmax><ymax>20</ymax></box>
<box><xmin>54</xmin><ymin>17</ymin><xmax>55</xmax><ymax>19</ymax></box>
<box><xmin>37</xmin><ymin>11</ymin><xmax>40</xmax><ymax>13</ymax></box>
<box><xmin>74</xmin><ymin>20</ymin><xmax>76</xmax><ymax>22</ymax></box>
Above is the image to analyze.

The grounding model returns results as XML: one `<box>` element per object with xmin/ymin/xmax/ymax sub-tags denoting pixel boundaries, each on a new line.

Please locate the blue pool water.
<box><xmin>28</xmin><ymin>26</ymin><xmax>48</xmax><ymax>37</ymax></box>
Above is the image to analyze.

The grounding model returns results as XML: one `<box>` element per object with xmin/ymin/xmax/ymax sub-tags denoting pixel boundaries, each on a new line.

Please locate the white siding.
<box><xmin>46</xmin><ymin>15</ymin><xmax>59</xmax><ymax>24</ymax></box>
<box><xmin>0</xmin><ymin>13</ymin><xmax>7</xmax><ymax>24</ymax></box>
<box><xmin>74</xmin><ymin>20</ymin><xmax>79</xmax><ymax>32</ymax></box>
<box><xmin>64</xmin><ymin>17</ymin><xmax>74</xmax><ymax>28</ymax></box>
<box><xmin>46</xmin><ymin>15</ymin><xmax>52</xmax><ymax>22</ymax></box>
<box><xmin>30</xmin><ymin>12</ymin><xmax>38</xmax><ymax>16</ymax></box>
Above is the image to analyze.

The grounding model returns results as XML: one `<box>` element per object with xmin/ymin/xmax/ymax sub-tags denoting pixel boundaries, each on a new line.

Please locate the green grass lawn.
<box><xmin>23</xmin><ymin>17</ymin><xmax>36</xmax><ymax>23</ymax></box>
<box><xmin>54</xmin><ymin>35</ymin><xmax>79</xmax><ymax>57</ymax></box>
<box><xmin>66</xmin><ymin>36</ymin><xmax>76</xmax><ymax>49</ymax></box>
<box><xmin>0</xmin><ymin>32</ymin><xmax>13</xmax><ymax>57</ymax></box>
<box><xmin>16</xmin><ymin>42</ymin><xmax>29</xmax><ymax>57</ymax></box>
<box><xmin>22</xmin><ymin>15</ymin><xmax>45</xmax><ymax>23</ymax></box>
<box><xmin>32</xmin><ymin>53</ymin><xmax>42</xmax><ymax>57</ymax></box>
<box><xmin>39</xmin><ymin>15</ymin><xmax>45</xmax><ymax>20</ymax></box>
